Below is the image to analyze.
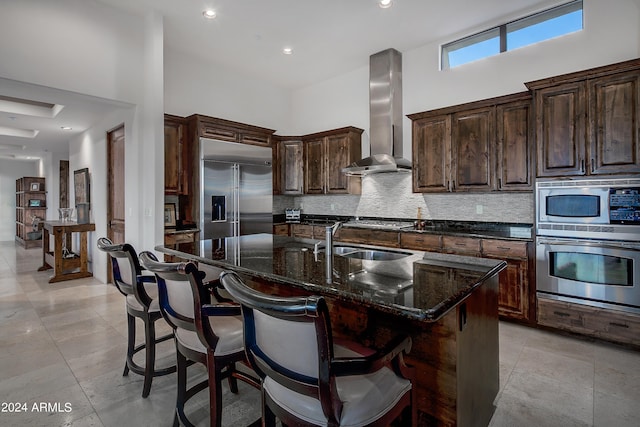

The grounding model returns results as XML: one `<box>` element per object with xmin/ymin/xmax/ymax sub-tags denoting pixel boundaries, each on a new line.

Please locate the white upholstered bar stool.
<box><xmin>220</xmin><ymin>270</ymin><xmax>417</xmax><ymax>427</ymax></box>
<box><xmin>96</xmin><ymin>237</ymin><xmax>175</xmax><ymax>398</ymax></box>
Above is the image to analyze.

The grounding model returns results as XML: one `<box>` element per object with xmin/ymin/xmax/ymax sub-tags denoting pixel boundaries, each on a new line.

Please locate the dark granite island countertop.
<box><xmin>158</xmin><ymin>234</ymin><xmax>507</xmax><ymax>425</ymax></box>
<box><xmin>157</xmin><ymin>233</ymin><xmax>506</xmax><ymax>322</ymax></box>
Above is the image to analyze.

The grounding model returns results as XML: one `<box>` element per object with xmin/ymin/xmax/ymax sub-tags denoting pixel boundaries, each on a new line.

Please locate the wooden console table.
<box><xmin>38</xmin><ymin>221</ymin><xmax>96</xmax><ymax>283</ymax></box>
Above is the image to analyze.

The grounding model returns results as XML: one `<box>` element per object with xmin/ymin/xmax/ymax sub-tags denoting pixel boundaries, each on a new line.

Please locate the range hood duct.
<box><xmin>343</xmin><ymin>48</ymin><xmax>410</xmax><ymax>176</ymax></box>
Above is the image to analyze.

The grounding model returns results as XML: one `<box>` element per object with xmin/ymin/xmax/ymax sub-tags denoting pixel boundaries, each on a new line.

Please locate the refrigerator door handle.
<box><xmin>233</xmin><ymin>164</ymin><xmax>240</xmax><ymax>238</ymax></box>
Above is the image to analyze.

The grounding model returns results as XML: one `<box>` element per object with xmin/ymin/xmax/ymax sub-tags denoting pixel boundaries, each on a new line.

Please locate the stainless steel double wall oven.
<box><xmin>536</xmin><ymin>177</ymin><xmax>640</xmax><ymax>313</ymax></box>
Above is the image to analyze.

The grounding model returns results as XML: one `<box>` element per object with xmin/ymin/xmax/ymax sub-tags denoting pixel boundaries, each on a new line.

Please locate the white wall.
<box><xmin>0</xmin><ymin>0</ymin><xmax>144</xmax><ymax>103</ymax></box>
<box><xmin>164</xmin><ymin>48</ymin><xmax>291</xmax><ymax>131</ymax></box>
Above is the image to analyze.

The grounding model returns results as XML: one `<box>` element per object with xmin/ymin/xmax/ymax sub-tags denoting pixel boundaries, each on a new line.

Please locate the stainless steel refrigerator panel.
<box><xmin>201</xmin><ymin>139</ymin><xmax>273</xmax><ymax>240</ymax></box>
<box><xmin>202</xmin><ymin>162</ymin><xmax>234</xmax><ymax>239</ymax></box>
<box><xmin>239</xmin><ymin>163</ymin><xmax>273</xmax><ymax>235</ymax></box>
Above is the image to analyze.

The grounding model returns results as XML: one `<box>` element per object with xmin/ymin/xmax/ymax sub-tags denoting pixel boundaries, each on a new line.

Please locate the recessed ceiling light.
<box><xmin>379</xmin><ymin>0</ymin><xmax>392</xmax><ymax>8</ymax></box>
<box><xmin>283</xmin><ymin>47</ymin><xmax>293</xmax><ymax>55</ymax></box>
<box><xmin>61</xmin><ymin>126</ymin><xmax>73</xmax><ymax>130</ymax></box>
<box><xmin>203</xmin><ymin>9</ymin><xmax>216</xmax><ymax>19</ymax></box>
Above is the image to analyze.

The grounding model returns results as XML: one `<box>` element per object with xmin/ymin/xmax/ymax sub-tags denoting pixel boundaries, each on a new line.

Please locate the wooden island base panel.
<box><xmin>38</xmin><ymin>220</ymin><xmax>96</xmax><ymax>283</ymax></box>
<box><xmin>158</xmin><ymin>234</ymin><xmax>506</xmax><ymax>426</ymax></box>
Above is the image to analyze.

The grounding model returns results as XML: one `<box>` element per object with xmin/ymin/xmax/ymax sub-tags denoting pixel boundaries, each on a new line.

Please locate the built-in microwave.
<box><xmin>536</xmin><ymin>177</ymin><xmax>640</xmax><ymax>241</ymax></box>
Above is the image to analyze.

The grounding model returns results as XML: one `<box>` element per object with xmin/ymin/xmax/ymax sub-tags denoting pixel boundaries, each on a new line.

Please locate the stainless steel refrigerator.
<box><xmin>200</xmin><ymin>139</ymin><xmax>273</xmax><ymax>240</ymax></box>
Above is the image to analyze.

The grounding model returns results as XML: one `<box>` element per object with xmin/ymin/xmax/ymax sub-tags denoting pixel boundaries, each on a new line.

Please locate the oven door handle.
<box><xmin>537</xmin><ymin>237</ymin><xmax>640</xmax><ymax>252</ymax></box>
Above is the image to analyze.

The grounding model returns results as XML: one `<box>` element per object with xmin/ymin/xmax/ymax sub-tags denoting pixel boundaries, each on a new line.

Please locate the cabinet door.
<box><xmin>482</xmin><ymin>239</ymin><xmax>531</xmax><ymax>322</ymax></box>
<box><xmin>304</xmin><ymin>138</ymin><xmax>325</xmax><ymax>194</ymax></box>
<box><xmin>281</xmin><ymin>140</ymin><xmax>304</xmax><ymax>195</ymax></box>
<box><xmin>412</xmin><ymin>115</ymin><xmax>451</xmax><ymax>192</ymax></box>
<box><xmin>497</xmin><ymin>260</ymin><xmax>529</xmax><ymax>321</ymax></box>
<box><xmin>326</xmin><ymin>134</ymin><xmax>354</xmax><ymax>194</ymax></box>
<box><xmin>589</xmin><ymin>72</ymin><xmax>640</xmax><ymax>175</ymax></box>
<box><xmin>164</xmin><ymin>119</ymin><xmax>183</xmax><ymax>194</ymax></box>
<box><xmin>535</xmin><ymin>82</ymin><xmax>587</xmax><ymax>177</ymax></box>
<box><xmin>452</xmin><ymin>107</ymin><xmax>495</xmax><ymax>191</ymax></box>
<box><xmin>496</xmin><ymin>99</ymin><xmax>533</xmax><ymax>190</ymax></box>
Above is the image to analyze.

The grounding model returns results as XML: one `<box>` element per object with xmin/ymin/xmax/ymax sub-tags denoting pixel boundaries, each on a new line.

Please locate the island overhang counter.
<box><xmin>157</xmin><ymin>233</ymin><xmax>506</xmax><ymax>426</ymax></box>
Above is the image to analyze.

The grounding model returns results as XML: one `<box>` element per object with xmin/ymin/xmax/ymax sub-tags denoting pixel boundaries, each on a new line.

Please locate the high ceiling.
<box><xmin>99</xmin><ymin>0</ymin><xmax>558</xmax><ymax>89</ymax></box>
<box><xmin>0</xmin><ymin>0</ymin><xmax>565</xmax><ymax>160</ymax></box>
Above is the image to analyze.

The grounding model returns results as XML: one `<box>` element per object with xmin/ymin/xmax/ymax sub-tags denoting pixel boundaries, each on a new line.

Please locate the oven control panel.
<box><xmin>609</xmin><ymin>187</ymin><xmax>640</xmax><ymax>224</ymax></box>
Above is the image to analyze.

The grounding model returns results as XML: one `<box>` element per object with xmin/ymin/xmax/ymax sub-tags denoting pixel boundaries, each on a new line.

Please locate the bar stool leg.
<box><xmin>141</xmin><ymin>317</ymin><xmax>156</xmax><ymax>398</ymax></box>
<box><xmin>124</xmin><ymin>313</ymin><xmax>136</xmax><ymax>376</ymax></box>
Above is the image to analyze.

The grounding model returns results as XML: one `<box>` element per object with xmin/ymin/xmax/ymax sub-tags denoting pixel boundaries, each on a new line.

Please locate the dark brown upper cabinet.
<box><xmin>274</xmin><ymin>137</ymin><xmax>304</xmax><ymax>195</ymax></box>
<box><xmin>411</xmin><ymin>114</ymin><xmax>451</xmax><ymax>192</ymax></box>
<box><xmin>526</xmin><ymin>58</ymin><xmax>640</xmax><ymax>177</ymax></box>
<box><xmin>496</xmin><ymin>99</ymin><xmax>534</xmax><ymax>190</ymax></box>
<box><xmin>409</xmin><ymin>92</ymin><xmax>533</xmax><ymax>193</ymax></box>
<box><xmin>303</xmin><ymin>127</ymin><xmax>363</xmax><ymax>195</ymax></box>
<box><xmin>452</xmin><ymin>106</ymin><xmax>495</xmax><ymax>191</ymax></box>
<box><xmin>164</xmin><ymin>114</ymin><xmax>187</xmax><ymax>195</ymax></box>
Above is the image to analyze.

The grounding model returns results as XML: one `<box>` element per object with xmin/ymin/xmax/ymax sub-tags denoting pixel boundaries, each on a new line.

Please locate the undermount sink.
<box><xmin>333</xmin><ymin>245</ymin><xmax>412</xmax><ymax>261</ymax></box>
<box><xmin>332</xmin><ymin>246</ymin><xmax>361</xmax><ymax>255</ymax></box>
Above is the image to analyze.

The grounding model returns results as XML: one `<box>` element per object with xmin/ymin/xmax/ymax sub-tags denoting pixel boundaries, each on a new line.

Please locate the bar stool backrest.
<box><xmin>97</xmin><ymin>237</ymin><xmax>149</xmax><ymax>307</ymax></box>
<box><xmin>138</xmin><ymin>251</ymin><xmax>196</xmax><ymax>333</ymax></box>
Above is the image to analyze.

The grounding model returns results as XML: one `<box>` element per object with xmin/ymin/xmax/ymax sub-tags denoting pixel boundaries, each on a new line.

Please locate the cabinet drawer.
<box><xmin>291</xmin><ymin>224</ymin><xmax>314</xmax><ymax>238</ymax></box>
<box><xmin>336</xmin><ymin>228</ymin><xmax>400</xmax><ymax>248</ymax></box>
<box><xmin>400</xmin><ymin>233</ymin><xmax>442</xmax><ymax>251</ymax></box>
<box><xmin>240</xmin><ymin>131</ymin><xmax>271</xmax><ymax>146</ymax></box>
<box><xmin>482</xmin><ymin>239</ymin><xmax>528</xmax><ymax>259</ymax></box>
<box><xmin>273</xmin><ymin>224</ymin><xmax>290</xmax><ymax>236</ymax></box>
<box><xmin>199</xmin><ymin>123</ymin><xmax>238</xmax><ymax>142</ymax></box>
<box><xmin>537</xmin><ymin>297</ymin><xmax>640</xmax><ymax>346</ymax></box>
<box><xmin>442</xmin><ymin>236</ymin><xmax>481</xmax><ymax>255</ymax></box>
<box><xmin>165</xmin><ymin>232</ymin><xmax>196</xmax><ymax>245</ymax></box>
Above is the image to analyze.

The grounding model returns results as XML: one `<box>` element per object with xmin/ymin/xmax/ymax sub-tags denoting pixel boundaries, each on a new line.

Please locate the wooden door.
<box><xmin>281</xmin><ymin>140</ymin><xmax>304</xmax><ymax>195</ymax></box>
<box><xmin>304</xmin><ymin>138</ymin><xmax>325</xmax><ymax>194</ymax></box>
<box><xmin>107</xmin><ymin>125</ymin><xmax>125</xmax><ymax>248</ymax></box>
<box><xmin>412</xmin><ymin>115</ymin><xmax>451</xmax><ymax>193</ymax></box>
<box><xmin>452</xmin><ymin>107</ymin><xmax>495</xmax><ymax>191</ymax></box>
<box><xmin>496</xmin><ymin>99</ymin><xmax>533</xmax><ymax>190</ymax></box>
<box><xmin>535</xmin><ymin>82</ymin><xmax>587</xmax><ymax>177</ymax></box>
<box><xmin>589</xmin><ymin>72</ymin><xmax>640</xmax><ymax>175</ymax></box>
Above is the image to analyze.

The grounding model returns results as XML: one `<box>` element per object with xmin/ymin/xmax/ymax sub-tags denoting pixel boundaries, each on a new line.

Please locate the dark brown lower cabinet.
<box><xmin>537</xmin><ymin>297</ymin><xmax>640</xmax><ymax>347</ymax></box>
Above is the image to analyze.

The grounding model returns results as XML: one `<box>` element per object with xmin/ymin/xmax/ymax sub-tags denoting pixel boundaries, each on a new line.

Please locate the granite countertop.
<box><xmin>157</xmin><ymin>233</ymin><xmax>506</xmax><ymax>322</ymax></box>
<box><xmin>278</xmin><ymin>215</ymin><xmax>533</xmax><ymax>241</ymax></box>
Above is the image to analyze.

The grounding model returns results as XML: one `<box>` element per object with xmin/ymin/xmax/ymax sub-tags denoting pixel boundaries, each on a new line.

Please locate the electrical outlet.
<box><xmin>476</xmin><ymin>204</ymin><xmax>483</xmax><ymax>214</ymax></box>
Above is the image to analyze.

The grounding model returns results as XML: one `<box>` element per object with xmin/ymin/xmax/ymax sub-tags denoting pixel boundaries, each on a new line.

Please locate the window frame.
<box><xmin>441</xmin><ymin>0</ymin><xmax>583</xmax><ymax>70</ymax></box>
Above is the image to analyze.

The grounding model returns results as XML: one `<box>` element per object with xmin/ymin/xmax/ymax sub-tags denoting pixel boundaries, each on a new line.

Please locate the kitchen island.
<box><xmin>158</xmin><ymin>233</ymin><xmax>506</xmax><ymax>426</ymax></box>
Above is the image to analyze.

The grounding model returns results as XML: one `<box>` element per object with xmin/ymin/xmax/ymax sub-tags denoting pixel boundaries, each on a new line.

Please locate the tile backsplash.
<box><xmin>274</xmin><ymin>173</ymin><xmax>534</xmax><ymax>224</ymax></box>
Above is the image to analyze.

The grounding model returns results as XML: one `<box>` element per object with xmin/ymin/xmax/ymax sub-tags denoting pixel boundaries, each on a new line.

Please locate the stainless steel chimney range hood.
<box><xmin>343</xmin><ymin>48</ymin><xmax>411</xmax><ymax>176</ymax></box>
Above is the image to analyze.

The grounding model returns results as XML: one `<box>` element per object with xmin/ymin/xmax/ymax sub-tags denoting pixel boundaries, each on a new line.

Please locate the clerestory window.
<box><xmin>442</xmin><ymin>0</ymin><xmax>583</xmax><ymax>70</ymax></box>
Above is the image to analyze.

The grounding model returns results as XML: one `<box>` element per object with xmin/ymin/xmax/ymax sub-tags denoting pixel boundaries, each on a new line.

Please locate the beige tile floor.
<box><xmin>0</xmin><ymin>242</ymin><xmax>639</xmax><ymax>426</ymax></box>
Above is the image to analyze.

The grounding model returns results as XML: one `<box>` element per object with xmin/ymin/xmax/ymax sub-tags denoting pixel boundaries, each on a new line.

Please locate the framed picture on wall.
<box><xmin>74</xmin><ymin>168</ymin><xmax>90</xmax><ymax>205</ymax></box>
<box><xmin>164</xmin><ymin>203</ymin><xmax>177</xmax><ymax>227</ymax></box>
